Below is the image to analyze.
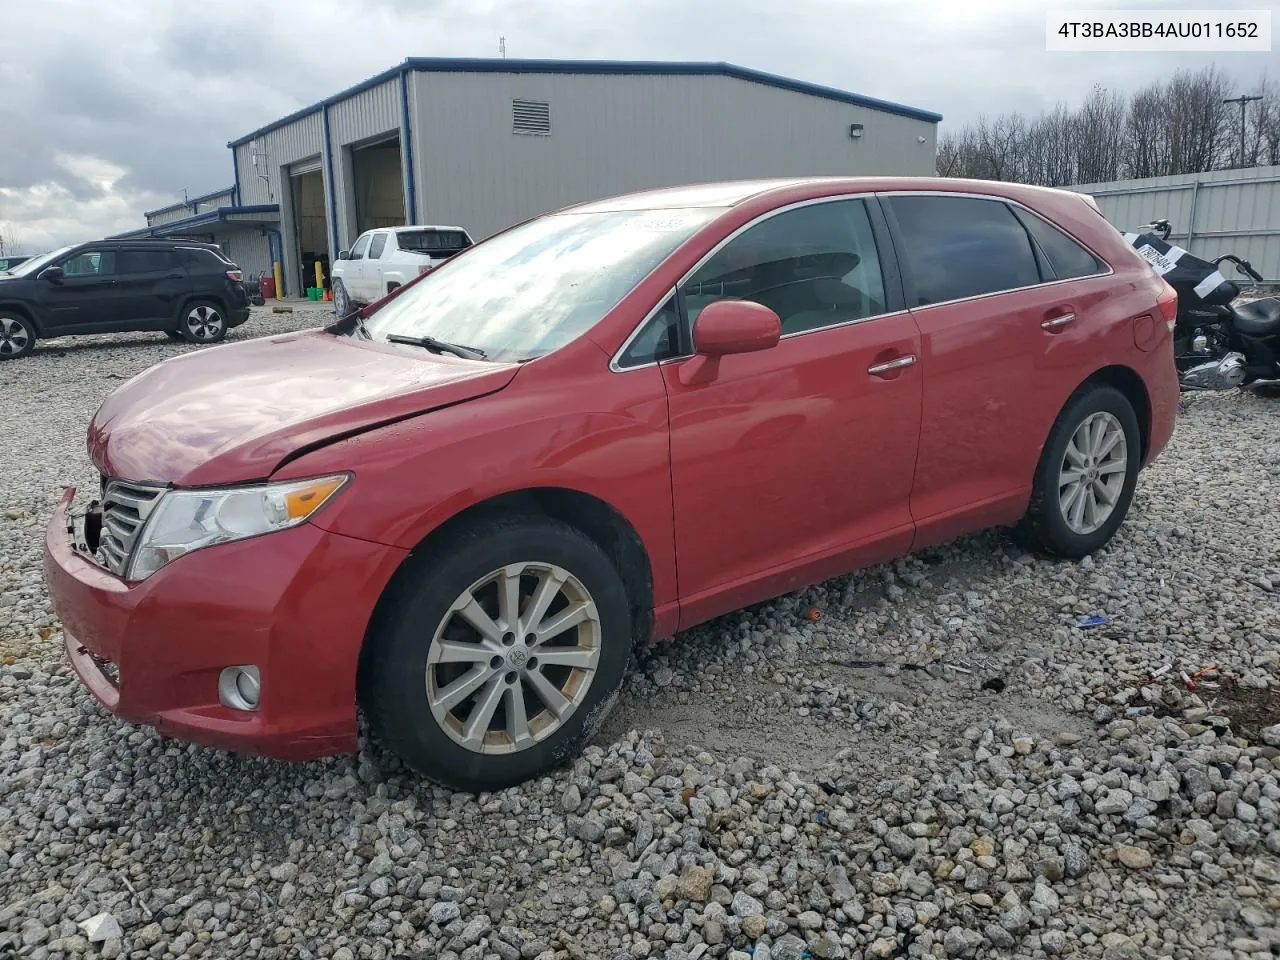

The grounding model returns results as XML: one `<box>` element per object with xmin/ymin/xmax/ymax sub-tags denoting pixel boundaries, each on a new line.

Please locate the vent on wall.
<box><xmin>513</xmin><ymin>99</ymin><xmax>551</xmax><ymax>136</ymax></box>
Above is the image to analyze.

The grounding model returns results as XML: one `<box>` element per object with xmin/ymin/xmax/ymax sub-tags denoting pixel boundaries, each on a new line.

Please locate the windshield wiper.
<box><xmin>385</xmin><ymin>333</ymin><xmax>487</xmax><ymax>360</ymax></box>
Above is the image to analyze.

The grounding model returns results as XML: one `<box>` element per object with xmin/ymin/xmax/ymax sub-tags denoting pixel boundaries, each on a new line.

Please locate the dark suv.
<box><xmin>0</xmin><ymin>239</ymin><xmax>251</xmax><ymax>360</ymax></box>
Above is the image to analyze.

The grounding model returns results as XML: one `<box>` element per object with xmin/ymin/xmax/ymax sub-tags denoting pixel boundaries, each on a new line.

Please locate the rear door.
<box><xmin>114</xmin><ymin>248</ymin><xmax>190</xmax><ymax>328</ymax></box>
<box><xmin>882</xmin><ymin>192</ymin><xmax>1109</xmax><ymax>549</ymax></box>
<box><xmin>365</xmin><ymin>232</ymin><xmax>389</xmax><ymax>296</ymax></box>
<box><xmin>37</xmin><ymin>248</ymin><xmax>122</xmax><ymax>333</ymax></box>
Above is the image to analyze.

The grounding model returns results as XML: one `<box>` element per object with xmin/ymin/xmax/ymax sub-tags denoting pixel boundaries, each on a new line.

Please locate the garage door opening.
<box><xmin>352</xmin><ymin>136</ymin><xmax>406</xmax><ymax>235</ymax></box>
<box><xmin>291</xmin><ymin>168</ymin><xmax>329</xmax><ymax>295</ymax></box>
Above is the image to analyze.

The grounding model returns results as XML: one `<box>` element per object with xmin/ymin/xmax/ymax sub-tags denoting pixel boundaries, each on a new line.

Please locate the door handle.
<box><xmin>868</xmin><ymin>354</ymin><xmax>917</xmax><ymax>376</ymax></box>
<box><xmin>1041</xmin><ymin>312</ymin><xmax>1075</xmax><ymax>330</ymax></box>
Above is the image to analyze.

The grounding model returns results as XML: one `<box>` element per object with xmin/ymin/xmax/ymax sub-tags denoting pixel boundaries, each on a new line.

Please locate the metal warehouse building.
<box><xmin>117</xmin><ymin>58</ymin><xmax>941</xmax><ymax>297</ymax></box>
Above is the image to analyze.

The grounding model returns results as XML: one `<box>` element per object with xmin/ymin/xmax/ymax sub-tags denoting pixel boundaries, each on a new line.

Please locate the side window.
<box><xmin>1012</xmin><ymin>208</ymin><xmax>1106</xmax><ymax>281</ymax></box>
<box><xmin>681</xmin><ymin>199</ymin><xmax>887</xmax><ymax>336</ymax></box>
<box><xmin>887</xmin><ymin>196</ymin><xmax>1040</xmax><ymax>305</ymax></box>
<box><xmin>118</xmin><ymin>250</ymin><xmax>173</xmax><ymax>274</ymax></box>
<box><xmin>368</xmin><ymin>233</ymin><xmax>388</xmax><ymax>259</ymax></box>
<box><xmin>61</xmin><ymin>250</ymin><xmax>116</xmax><ymax>277</ymax></box>
<box><xmin>617</xmin><ymin>296</ymin><xmax>680</xmax><ymax>369</ymax></box>
<box><xmin>349</xmin><ymin>235</ymin><xmax>371</xmax><ymax>260</ymax></box>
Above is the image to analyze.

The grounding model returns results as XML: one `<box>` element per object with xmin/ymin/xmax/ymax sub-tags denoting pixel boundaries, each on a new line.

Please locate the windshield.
<box><xmin>6</xmin><ymin>246</ymin><xmax>73</xmax><ymax>277</ymax></box>
<box><xmin>362</xmin><ymin>208</ymin><xmax>722</xmax><ymax>363</ymax></box>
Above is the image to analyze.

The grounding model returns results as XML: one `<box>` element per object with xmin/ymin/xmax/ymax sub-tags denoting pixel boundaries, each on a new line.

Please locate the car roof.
<box><xmin>382</xmin><ymin>225</ymin><xmax>469</xmax><ymax>234</ymax></box>
<box><xmin>561</xmin><ymin>177</ymin><xmax>1098</xmax><ymax>213</ymax></box>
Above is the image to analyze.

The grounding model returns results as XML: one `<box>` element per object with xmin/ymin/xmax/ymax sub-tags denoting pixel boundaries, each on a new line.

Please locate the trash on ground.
<box><xmin>981</xmin><ymin>677</ymin><xmax>1006</xmax><ymax>693</ymax></box>
<box><xmin>1077</xmin><ymin>615</ymin><xmax>1110</xmax><ymax>629</ymax></box>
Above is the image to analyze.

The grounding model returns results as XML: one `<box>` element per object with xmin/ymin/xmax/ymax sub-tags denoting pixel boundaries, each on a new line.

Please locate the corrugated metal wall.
<box><xmin>212</xmin><ymin>229</ymin><xmax>273</xmax><ymax>281</ymax></box>
<box><xmin>410</xmin><ymin>71</ymin><xmax>938</xmax><ymax>239</ymax></box>
<box><xmin>1073</xmin><ymin>165</ymin><xmax>1280</xmax><ymax>280</ymax></box>
<box><xmin>328</xmin><ymin>78</ymin><xmax>403</xmax><ymax>250</ymax></box>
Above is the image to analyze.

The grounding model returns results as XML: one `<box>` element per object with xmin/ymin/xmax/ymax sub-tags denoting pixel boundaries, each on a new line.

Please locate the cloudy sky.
<box><xmin>0</xmin><ymin>0</ymin><xmax>1274</xmax><ymax>251</ymax></box>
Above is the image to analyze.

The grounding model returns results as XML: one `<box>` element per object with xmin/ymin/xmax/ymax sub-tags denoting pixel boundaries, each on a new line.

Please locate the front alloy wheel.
<box><xmin>427</xmin><ymin>562</ymin><xmax>602</xmax><ymax>754</ymax></box>
<box><xmin>360</xmin><ymin>516</ymin><xmax>632</xmax><ymax>792</ymax></box>
<box><xmin>0</xmin><ymin>315</ymin><xmax>34</xmax><ymax>359</ymax></box>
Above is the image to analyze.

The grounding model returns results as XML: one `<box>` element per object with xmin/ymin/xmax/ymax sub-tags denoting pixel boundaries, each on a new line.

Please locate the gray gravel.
<box><xmin>2</xmin><ymin>308</ymin><xmax>1280</xmax><ymax>960</ymax></box>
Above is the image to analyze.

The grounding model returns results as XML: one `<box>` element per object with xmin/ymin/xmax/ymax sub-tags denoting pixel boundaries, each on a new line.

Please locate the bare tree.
<box><xmin>0</xmin><ymin>223</ymin><xmax>26</xmax><ymax>258</ymax></box>
<box><xmin>1074</xmin><ymin>85</ymin><xmax>1126</xmax><ymax>183</ymax></box>
<box><xmin>1164</xmin><ymin>66</ymin><xmax>1233</xmax><ymax>174</ymax></box>
<box><xmin>1247</xmin><ymin>76</ymin><xmax>1280</xmax><ymax>166</ymax></box>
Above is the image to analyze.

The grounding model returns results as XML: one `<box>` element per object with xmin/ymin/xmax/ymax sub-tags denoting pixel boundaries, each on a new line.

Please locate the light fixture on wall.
<box><xmin>849</xmin><ymin>123</ymin><xmax>864</xmax><ymax>140</ymax></box>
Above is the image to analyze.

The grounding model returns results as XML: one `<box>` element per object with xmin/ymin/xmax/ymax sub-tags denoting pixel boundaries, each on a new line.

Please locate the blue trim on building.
<box><xmin>399</xmin><ymin>67</ymin><xmax>417</xmax><ymax>223</ymax></box>
<box><xmin>143</xmin><ymin>186</ymin><xmax>237</xmax><ymax>220</ymax></box>
<box><xmin>321</xmin><ymin>103</ymin><xmax>340</xmax><ymax>266</ymax></box>
<box><xmin>109</xmin><ymin>205</ymin><xmax>280</xmax><ymax>239</ymax></box>
<box><xmin>231</xmin><ymin>149</ymin><xmax>241</xmax><ymax>206</ymax></box>
<box><xmin>227</xmin><ymin>57</ymin><xmax>941</xmax><ymax>147</ymax></box>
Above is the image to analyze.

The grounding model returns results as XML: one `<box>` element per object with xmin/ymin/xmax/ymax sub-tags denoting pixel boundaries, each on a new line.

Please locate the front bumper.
<box><xmin>43</xmin><ymin>487</ymin><xmax>407</xmax><ymax>760</ymax></box>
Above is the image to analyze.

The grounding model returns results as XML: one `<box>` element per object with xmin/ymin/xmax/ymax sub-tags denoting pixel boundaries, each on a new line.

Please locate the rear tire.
<box><xmin>333</xmin><ymin>280</ymin><xmax>352</xmax><ymax>317</ymax></box>
<box><xmin>179</xmin><ymin>300</ymin><xmax>227</xmax><ymax>344</ymax></box>
<box><xmin>0</xmin><ymin>314</ymin><xmax>35</xmax><ymax>360</ymax></box>
<box><xmin>1023</xmin><ymin>384</ymin><xmax>1140</xmax><ymax>558</ymax></box>
<box><xmin>360</xmin><ymin>516</ymin><xmax>632</xmax><ymax>792</ymax></box>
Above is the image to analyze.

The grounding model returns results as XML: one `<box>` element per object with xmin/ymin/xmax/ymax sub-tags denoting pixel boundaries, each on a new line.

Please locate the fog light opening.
<box><xmin>219</xmin><ymin>666</ymin><xmax>261</xmax><ymax>711</ymax></box>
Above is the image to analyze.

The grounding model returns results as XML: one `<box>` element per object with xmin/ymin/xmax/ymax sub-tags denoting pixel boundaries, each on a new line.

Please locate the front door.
<box><xmin>36</xmin><ymin>248</ymin><xmax>122</xmax><ymax>334</ymax></box>
<box><xmin>661</xmin><ymin>197</ymin><xmax>924</xmax><ymax>628</ymax></box>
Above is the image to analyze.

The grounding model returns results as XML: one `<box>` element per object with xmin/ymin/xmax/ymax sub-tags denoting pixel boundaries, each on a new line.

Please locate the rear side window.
<box><xmin>179</xmin><ymin>248</ymin><xmax>230</xmax><ymax>271</ymax></box>
<box><xmin>369</xmin><ymin>234</ymin><xmax>387</xmax><ymax>259</ymax></box>
<box><xmin>1012</xmin><ymin>208</ymin><xmax>1106</xmax><ymax>281</ymax></box>
<box><xmin>887</xmin><ymin>195</ymin><xmax>1040</xmax><ymax>306</ymax></box>
<box><xmin>118</xmin><ymin>250</ymin><xmax>173</xmax><ymax>273</ymax></box>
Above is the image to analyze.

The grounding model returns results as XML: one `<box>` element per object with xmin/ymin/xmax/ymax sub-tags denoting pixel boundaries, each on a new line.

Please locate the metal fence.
<box><xmin>1072</xmin><ymin>165</ymin><xmax>1280</xmax><ymax>282</ymax></box>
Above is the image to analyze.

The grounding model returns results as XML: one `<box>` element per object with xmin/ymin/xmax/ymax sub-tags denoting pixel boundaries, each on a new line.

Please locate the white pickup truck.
<box><xmin>331</xmin><ymin>225</ymin><xmax>473</xmax><ymax>314</ymax></box>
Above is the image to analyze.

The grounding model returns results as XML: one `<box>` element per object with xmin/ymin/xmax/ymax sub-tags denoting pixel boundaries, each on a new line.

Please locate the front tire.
<box><xmin>360</xmin><ymin>516</ymin><xmax>632</xmax><ymax>792</ymax></box>
<box><xmin>0</xmin><ymin>314</ymin><xmax>35</xmax><ymax>360</ymax></box>
<box><xmin>333</xmin><ymin>279</ymin><xmax>352</xmax><ymax>317</ymax></box>
<box><xmin>180</xmin><ymin>301</ymin><xmax>227</xmax><ymax>344</ymax></box>
<box><xmin>1023</xmin><ymin>384</ymin><xmax>1140</xmax><ymax>558</ymax></box>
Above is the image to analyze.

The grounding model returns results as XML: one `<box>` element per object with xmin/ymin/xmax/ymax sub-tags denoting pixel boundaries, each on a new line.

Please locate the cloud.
<box><xmin>2</xmin><ymin>0</ymin><xmax>1276</xmax><ymax>249</ymax></box>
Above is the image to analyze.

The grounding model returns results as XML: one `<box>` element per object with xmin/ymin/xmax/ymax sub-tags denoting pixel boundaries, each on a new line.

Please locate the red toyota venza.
<box><xmin>44</xmin><ymin>177</ymin><xmax>1179</xmax><ymax>791</ymax></box>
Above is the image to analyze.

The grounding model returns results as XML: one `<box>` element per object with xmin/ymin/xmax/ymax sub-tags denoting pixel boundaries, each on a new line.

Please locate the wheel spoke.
<box><xmin>497</xmin><ymin>565</ymin><xmax>522</xmax><ymax>632</ymax></box>
<box><xmin>525</xmin><ymin>668</ymin><xmax>573</xmax><ymax>718</ymax></box>
<box><xmin>461</xmin><ymin>675</ymin><xmax>505</xmax><ymax>745</ymax></box>
<box><xmin>1097</xmin><ymin>458</ymin><xmax>1127</xmax><ymax>476</ymax></box>
<box><xmin>432</xmin><ymin>664</ymin><xmax>494</xmax><ymax>712</ymax></box>
<box><xmin>1064</xmin><ymin>438</ymin><xmax>1088</xmax><ymax>468</ymax></box>
<box><xmin>505</xmin><ymin>682</ymin><xmax>531</xmax><ymax>747</ymax></box>
<box><xmin>1089</xmin><ymin>416</ymin><xmax>1107</xmax><ymax>457</ymax></box>
<box><xmin>532</xmin><ymin>601</ymin><xmax>592</xmax><ymax>645</ymax></box>
<box><xmin>520</xmin><ymin>568</ymin><xmax>567</xmax><ymax>636</ymax></box>
<box><xmin>1096</xmin><ymin>428</ymin><xmax>1123</xmax><ymax>459</ymax></box>
<box><xmin>1059</xmin><ymin>468</ymin><xmax>1086</xmax><ymax>486</ymax></box>
<box><xmin>1082</xmin><ymin>486</ymin><xmax>1099</xmax><ymax>528</ymax></box>
<box><xmin>1093</xmin><ymin>479</ymin><xmax>1119</xmax><ymax>506</ymax></box>
<box><xmin>432</xmin><ymin>638</ymin><xmax>496</xmax><ymax>664</ymax></box>
<box><xmin>1060</xmin><ymin>480</ymin><xmax>1085</xmax><ymax>517</ymax></box>
<box><xmin>455</xmin><ymin>596</ymin><xmax>506</xmax><ymax>645</ymax></box>
<box><xmin>530</xmin><ymin>646</ymin><xmax>596</xmax><ymax>669</ymax></box>
<box><xmin>1069</xmin><ymin>481</ymin><xmax>1088</xmax><ymax>529</ymax></box>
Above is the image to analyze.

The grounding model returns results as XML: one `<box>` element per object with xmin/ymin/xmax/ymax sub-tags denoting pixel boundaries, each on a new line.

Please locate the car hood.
<box><xmin>89</xmin><ymin>330</ymin><xmax>519</xmax><ymax>486</ymax></box>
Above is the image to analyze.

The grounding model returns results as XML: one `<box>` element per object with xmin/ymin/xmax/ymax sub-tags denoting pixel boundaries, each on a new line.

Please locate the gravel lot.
<box><xmin>2</xmin><ymin>306</ymin><xmax>1279</xmax><ymax>960</ymax></box>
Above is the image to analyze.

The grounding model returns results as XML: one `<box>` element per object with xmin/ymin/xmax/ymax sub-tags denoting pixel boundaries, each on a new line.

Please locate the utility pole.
<box><xmin>1223</xmin><ymin>94</ymin><xmax>1263</xmax><ymax>167</ymax></box>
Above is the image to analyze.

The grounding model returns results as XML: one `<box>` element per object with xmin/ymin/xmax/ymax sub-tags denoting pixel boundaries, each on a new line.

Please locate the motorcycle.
<box><xmin>1126</xmin><ymin>219</ymin><xmax>1280</xmax><ymax>391</ymax></box>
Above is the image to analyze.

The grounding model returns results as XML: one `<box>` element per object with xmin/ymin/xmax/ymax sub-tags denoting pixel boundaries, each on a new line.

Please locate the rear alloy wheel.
<box><xmin>1023</xmin><ymin>385</ymin><xmax>1140</xmax><ymax>558</ymax></box>
<box><xmin>180</xmin><ymin>301</ymin><xmax>227</xmax><ymax>344</ymax></box>
<box><xmin>361</xmin><ymin>516</ymin><xmax>632</xmax><ymax>792</ymax></box>
<box><xmin>0</xmin><ymin>315</ymin><xmax>35</xmax><ymax>360</ymax></box>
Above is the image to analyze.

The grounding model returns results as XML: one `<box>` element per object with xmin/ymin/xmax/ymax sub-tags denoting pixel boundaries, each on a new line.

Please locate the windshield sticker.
<box><xmin>631</xmin><ymin>211</ymin><xmax>708</xmax><ymax>232</ymax></box>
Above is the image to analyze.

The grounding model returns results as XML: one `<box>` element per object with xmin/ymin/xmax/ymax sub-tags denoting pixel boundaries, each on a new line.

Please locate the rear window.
<box><xmin>398</xmin><ymin>230</ymin><xmax>472</xmax><ymax>254</ymax></box>
<box><xmin>179</xmin><ymin>247</ymin><xmax>232</xmax><ymax>270</ymax></box>
<box><xmin>1012</xmin><ymin>208</ymin><xmax>1106</xmax><ymax>281</ymax></box>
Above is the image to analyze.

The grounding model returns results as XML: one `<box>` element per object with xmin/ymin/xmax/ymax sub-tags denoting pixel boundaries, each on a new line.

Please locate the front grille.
<box><xmin>97</xmin><ymin>477</ymin><xmax>165</xmax><ymax>576</ymax></box>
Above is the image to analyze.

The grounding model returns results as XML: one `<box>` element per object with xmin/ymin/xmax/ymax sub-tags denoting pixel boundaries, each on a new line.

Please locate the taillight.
<box><xmin>1156</xmin><ymin>281</ymin><xmax>1178</xmax><ymax>332</ymax></box>
<box><xmin>226</xmin><ymin>269</ymin><xmax>243</xmax><ymax>283</ymax></box>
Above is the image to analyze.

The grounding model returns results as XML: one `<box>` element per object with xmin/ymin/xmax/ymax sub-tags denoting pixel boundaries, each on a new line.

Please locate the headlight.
<box><xmin>127</xmin><ymin>474</ymin><xmax>349</xmax><ymax>581</ymax></box>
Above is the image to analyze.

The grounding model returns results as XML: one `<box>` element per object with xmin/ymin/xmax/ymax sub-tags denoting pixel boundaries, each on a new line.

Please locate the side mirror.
<box><xmin>692</xmin><ymin>299</ymin><xmax>781</xmax><ymax>356</ymax></box>
<box><xmin>337</xmin><ymin>250</ymin><xmax>350</xmax><ymax>260</ymax></box>
<box><xmin>680</xmin><ymin>299</ymin><xmax>781</xmax><ymax>385</ymax></box>
<box><xmin>39</xmin><ymin>265</ymin><xmax>65</xmax><ymax>283</ymax></box>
